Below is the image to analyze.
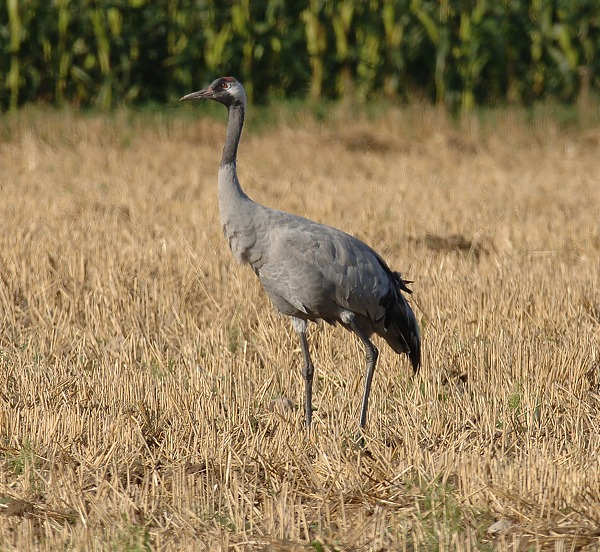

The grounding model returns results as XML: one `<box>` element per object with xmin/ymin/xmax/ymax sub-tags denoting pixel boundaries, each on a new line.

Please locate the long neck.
<box><xmin>218</xmin><ymin>102</ymin><xmax>250</xmax><ymax>217</ymax></box>
<box><xmin>221</xmin><ymin>103</ymin><xmax>245</xmax><ymax>167</ymax></box>
<box><xmin>217</xmin><ymin>101</ymin><xmax>258</xmax><ymax>264</ymax></box>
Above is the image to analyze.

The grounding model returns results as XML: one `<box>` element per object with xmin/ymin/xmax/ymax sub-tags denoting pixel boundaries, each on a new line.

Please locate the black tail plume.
<box><xmin>381</xmin><ymin>272</ymin><xmax>421</xmax><ymax>374</ymax></box>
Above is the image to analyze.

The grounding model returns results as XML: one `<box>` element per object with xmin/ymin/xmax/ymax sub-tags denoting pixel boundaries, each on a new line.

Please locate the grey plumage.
<box><xmin>181</xmin><ymin>76</ymin><xmax>420</xmax><ymax>432</ymax></box>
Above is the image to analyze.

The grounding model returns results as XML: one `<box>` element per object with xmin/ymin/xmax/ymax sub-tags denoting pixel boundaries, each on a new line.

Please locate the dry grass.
<box><xmin>0</xmin><ymin>103</ymin><xmax>599</xmax><ymax>551</ymax></box>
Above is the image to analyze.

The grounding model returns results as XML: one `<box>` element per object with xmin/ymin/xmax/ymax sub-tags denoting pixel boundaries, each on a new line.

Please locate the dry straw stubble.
<box><xmin>0</xmin><ymin>105</ymin><xmax>599</xmax><ymax>550</ymax></box>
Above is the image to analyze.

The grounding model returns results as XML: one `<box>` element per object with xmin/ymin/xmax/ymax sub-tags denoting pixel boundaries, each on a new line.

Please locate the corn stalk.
<box><xmin>302</xmin><ymin>0</ymin><xmax>327</xmax><ymax>99</ymax></box>
<box><xmin>411</xmin><ymin>0</ymin><xmax>451</xmax><ymax>106</ymax></box>
<box><xmin>453</xmin><ymin>0</ymin><xmax>490</xmax><ymax>111</ymax></box>
<box><xmin>330</xmin><ymin>0</ymin><xmax>356</xmax><ymax>97</ymax></box>
<box><xmin>87</xmin><ymin>4</ymin><xmax>112</xmax><ymax>108</ymax></box>
<box><xmin>6</xmin><ymin>0</ymin><xmax>22</xmax><ymax>110</ymax></box>
<box><xmin>382</xmin><ymin>0</ymin><xmax>408</xmax><ymax>97</ymax></box>
<box><xmin>55</xmin><ymin>0</ymin><xmax>72</xmax><ymax>104</ymax></box>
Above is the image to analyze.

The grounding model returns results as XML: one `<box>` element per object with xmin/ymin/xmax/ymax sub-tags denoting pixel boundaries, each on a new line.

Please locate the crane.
<box><xmin>181</xmin><ymin>76</ymin><xmax>420</xmax><ymax>434</ymax></box>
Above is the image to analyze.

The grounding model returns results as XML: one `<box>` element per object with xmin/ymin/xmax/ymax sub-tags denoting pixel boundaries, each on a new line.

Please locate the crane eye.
<box><xmin>221</xmin><ymin>82</ymin><xmax>229</xmax><ymax>89</ymax></box>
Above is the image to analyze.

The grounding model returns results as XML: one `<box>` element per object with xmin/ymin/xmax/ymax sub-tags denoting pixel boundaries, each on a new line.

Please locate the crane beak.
<box><xmin>180</xmin><ymin>87</ymin><xmax>214</xmax><ymax>102</ymax></box>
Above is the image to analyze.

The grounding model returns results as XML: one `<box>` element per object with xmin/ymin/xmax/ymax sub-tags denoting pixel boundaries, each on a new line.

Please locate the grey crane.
<box><xmin>181</xmin><ymin>76</ymin><xmax>420</xmax><ymax>433</ymax></box>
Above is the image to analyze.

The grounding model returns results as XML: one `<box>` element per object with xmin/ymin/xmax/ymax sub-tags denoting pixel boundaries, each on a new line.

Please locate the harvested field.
<box><xmin>0</xmin><ymin>105</ymin><xmax>599</xmax><ymax>550</ymax></box>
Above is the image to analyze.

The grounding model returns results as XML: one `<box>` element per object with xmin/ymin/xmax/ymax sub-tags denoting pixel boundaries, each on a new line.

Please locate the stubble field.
<box><xmin>0</xmin><ymin>103</ymin><xmax>599</xmax><ymax>551</ymax></box>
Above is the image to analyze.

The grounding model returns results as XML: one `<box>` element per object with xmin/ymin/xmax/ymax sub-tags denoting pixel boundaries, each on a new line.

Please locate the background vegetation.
<box><xmin>1</xmin><ymin>0</ymin><xmax>600</xmax><ymax>110</ymax></box>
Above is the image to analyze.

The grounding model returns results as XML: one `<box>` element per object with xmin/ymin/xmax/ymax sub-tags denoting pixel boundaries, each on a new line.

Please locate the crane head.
<box><xmin>180</xmin><ymin>76</ymin><xmax>246</xmax><ymax>108</ymax></box>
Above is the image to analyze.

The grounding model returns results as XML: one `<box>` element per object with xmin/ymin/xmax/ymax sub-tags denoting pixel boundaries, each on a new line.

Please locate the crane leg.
<box><xmin>342</xmin><ymin>313</ymin><xmax>379</xmax><ymax>429</ymax></box>
<box><xmin>291</xmin><ymin>317</ymin><xmax>314</xmax><ymax>431</ymax></box>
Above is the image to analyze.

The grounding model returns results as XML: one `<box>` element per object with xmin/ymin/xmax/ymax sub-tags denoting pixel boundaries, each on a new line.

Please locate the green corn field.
<box><xmin>1</xmin><ymin>0</ymin><xmax>599</xmax><ymax>110</ymax></box>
